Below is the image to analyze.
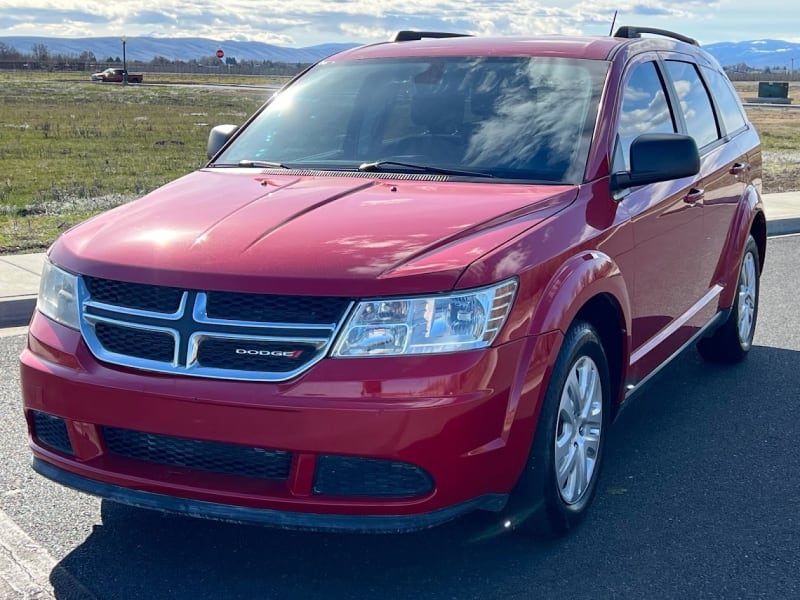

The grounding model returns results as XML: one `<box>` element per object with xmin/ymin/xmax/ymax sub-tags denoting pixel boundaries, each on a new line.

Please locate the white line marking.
<box><xmin>0</xmin><ymin>509</ymin><xmax>56</xmax><ymax>599</ymax></box>
<box><xmin>0</xmin><ymin>326</ymin><xmax>28</xmax><ymax>338</ymax></box>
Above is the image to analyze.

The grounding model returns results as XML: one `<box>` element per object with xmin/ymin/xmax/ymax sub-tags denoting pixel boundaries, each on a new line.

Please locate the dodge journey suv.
<box><xmin>21</xmin><ymin>26</ymin><xmax>764</xmax><ymax>537</ymax></box>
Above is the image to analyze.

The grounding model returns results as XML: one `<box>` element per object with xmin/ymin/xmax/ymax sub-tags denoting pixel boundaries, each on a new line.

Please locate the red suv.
<box><xmin>21</xmin><ymin>27</ymin><xmax>764</xmax><ymax>537</ymax></box>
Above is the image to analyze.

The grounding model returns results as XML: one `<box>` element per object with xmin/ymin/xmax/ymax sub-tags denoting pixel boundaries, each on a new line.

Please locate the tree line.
<box><xmin>0</xmin><ymin>42</ymin><xmax>308</xmax><ymax>76</ymax></box>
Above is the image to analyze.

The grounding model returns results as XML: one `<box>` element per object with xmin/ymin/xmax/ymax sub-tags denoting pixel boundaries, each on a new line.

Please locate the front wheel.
<box><xmin>507</xmin><ymin>320</ymin><xmax>610</xmax><ymax>538</ymax></box>
<box><xmin>697</xmin><ymin>234</ymin><xmax>760</xmax><ymax>363</ymax></box>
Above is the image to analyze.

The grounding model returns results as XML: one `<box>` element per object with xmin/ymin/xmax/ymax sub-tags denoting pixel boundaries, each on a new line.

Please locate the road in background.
<box><xmin>1</xmin><ymin>235</ymin><xmax>798</xmax><ymax>599</ymax></box>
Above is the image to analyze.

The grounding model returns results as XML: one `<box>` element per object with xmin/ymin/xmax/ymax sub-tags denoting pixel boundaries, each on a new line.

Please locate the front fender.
<box><xmin>528</xmin><ymin>250</ymin><xmax>632</xmax><ymax>338</ymax></box>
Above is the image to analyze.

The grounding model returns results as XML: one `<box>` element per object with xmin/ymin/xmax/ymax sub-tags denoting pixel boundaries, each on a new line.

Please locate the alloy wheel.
<box><xmin>737</xmin><ymin>251</ymin><xmax>757</xmax><ymax>347</ymax></box>
<box><xmin>554</xmin><ymin>356</ymin><xmax>603</xmax><ymax>505</ymax></box>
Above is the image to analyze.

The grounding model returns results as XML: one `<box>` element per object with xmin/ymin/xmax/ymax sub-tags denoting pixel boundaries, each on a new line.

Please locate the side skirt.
<box><xmin>614</xmin><ymin>308</ymin><xmax>730</xmax><ymax>421</ymax></box>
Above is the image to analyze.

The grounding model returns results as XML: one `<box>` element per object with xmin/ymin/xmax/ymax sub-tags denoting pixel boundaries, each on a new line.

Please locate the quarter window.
<box><xmin>664</xmin><ymin>61</ymin><xmax>720</xmax><ymax>148</ymax></box>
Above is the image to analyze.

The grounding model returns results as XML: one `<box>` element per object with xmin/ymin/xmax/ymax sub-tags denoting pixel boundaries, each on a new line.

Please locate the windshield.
<box><xmin>215</xmin><ymin>56</ymin><xmax>609</xmax><ymax>183</ymax></box>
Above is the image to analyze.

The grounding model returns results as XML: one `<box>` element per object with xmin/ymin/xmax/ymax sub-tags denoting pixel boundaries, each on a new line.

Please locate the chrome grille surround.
<box><xmin>78</xmin><ymin>277</ymin><xmax>353</xmax><ymax>382</ymax></box>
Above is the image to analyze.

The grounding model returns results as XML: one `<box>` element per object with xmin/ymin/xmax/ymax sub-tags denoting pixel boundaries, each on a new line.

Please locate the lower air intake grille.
<box><xmin>313</xmin><ymin>455</ymin><xmax>434</xmax><ymax>498</ymax></box>
<box><xmin>103</xmin><ymin>427</ymin><xmax>291</xmax><ymax>480</ymax></box>
<box><xmin>31</xmin><ymin>411</ymin><xmax>73</xmax><ymax>455</ymax></box>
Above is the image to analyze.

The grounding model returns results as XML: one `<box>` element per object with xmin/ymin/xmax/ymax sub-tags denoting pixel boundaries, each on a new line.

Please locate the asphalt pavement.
<box><xmin>1</xmin><ymin>190</ymin><xmax>799</xmax><ymax>328</ymax></box>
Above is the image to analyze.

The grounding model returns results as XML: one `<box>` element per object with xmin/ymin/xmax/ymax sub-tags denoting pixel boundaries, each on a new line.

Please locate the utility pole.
<box><xmin>122</xmin><ymin>35</ymin><xmax>128</xmax><ymax>85</ymax></box>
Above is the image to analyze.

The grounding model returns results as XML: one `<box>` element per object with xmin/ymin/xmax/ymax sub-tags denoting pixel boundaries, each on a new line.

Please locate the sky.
<box><xmin>0</xmin><ymin>0</ymin><xmax>796</xmax><ymax>48</ymax></box>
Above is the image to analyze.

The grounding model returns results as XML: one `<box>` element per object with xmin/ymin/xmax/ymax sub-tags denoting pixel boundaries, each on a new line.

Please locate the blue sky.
<box><xmin>0</xmin><ymin>1</ymin><xmax>795</xmax><ymax>47</ymax></box>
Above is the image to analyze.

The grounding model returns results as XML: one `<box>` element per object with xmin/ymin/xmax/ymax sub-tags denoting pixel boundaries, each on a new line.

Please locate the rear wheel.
<box><xmin>697</xmin><ymin>235</ymin><xmax>760</xmax><ymax>363</ymax></box>
<box><xmin>507</xmin><ymin>320</ymin><xmax>610</xmax><ymax>538</ymax></box>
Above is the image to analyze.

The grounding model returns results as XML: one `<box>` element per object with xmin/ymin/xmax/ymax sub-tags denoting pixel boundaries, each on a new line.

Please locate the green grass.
<box><xmin>0</xmin><ymin>72</ymin><xmax>275</xmax><ymax>252</ymax></box>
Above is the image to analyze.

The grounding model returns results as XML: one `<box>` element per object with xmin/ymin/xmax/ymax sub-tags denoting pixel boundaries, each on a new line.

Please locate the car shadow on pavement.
<box><xmin>49</xmin><ymin>497</ymin><xmax>553</xmax><ymax>600</ymax></box>
<box><xmin>48</xmin><ymin>344</ymin><xmax>800</xmax><ymax>600</ymax></box>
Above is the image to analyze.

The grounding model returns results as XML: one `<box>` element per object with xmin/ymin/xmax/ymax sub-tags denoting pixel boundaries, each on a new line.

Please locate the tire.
<box><xmin>507</xmin><ymin>320</ymin><xmax>610</xmax><ymax>538</ymax></box>
<box><xmin>697</xmin><ymin>234</ymin><xmax>760</xmax><ymax>363</ymax></box>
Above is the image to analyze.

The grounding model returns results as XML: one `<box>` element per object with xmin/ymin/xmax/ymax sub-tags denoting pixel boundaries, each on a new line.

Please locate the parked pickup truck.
<box><xmin>90</xmin><ymin>68</ymin><xmax>143</xmax><ymax>83</ymax></box>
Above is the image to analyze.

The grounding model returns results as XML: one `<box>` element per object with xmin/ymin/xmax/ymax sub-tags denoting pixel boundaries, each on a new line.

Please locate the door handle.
<box><xmin>730</xmin><ymin>162</ymin><xmax>749</xmax><ymax>176</ymax></box>
<box><xmin>683</xmin><ymin>188</ymin><xmax>704</xmax><ymax>207</ymax></box>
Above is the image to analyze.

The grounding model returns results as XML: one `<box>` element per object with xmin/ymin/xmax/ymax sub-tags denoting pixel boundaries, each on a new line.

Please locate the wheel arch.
<box><xmin>716</xmin><ymin>186</ymin><xmax>765</xmax><ymax>309</ymax></box>
<box><xmin>750</xmin><ymin>206</ymin><xmax>767</xmax><ymax>272</ymax></box>
<box><xmin>527</xmin><ymin>251</ymin><xmax>631</xmax><ymax>407</ymax></box>
<box><xmin>573</xmin><ymin>294</ymin><xmax>627</xmax><ymax>411</ymax></box>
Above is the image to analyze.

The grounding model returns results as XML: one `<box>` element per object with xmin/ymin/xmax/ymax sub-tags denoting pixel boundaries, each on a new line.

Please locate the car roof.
<box><xmin>326</xmin><ymin>33</ymin><xmax>700</xmax><ymax>63</ymax></box>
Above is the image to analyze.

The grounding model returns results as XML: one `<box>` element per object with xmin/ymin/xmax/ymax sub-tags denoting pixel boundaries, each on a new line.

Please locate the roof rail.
<box><xmin>613</xmin><ymin>26</ymin><xmax>699</xmax><ymax>46</ymax></box>
<box><xmin>394</xmin><ymin>31</ymin><xmax>472</xmax><ymax>42</ymax></box>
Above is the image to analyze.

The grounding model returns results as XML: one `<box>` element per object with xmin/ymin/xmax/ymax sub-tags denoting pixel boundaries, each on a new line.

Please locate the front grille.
<box><xmin>79</xmin><ymin>277</ymin><xmax>354</xmax><ymax>381</ymax></box>
<box><xmin>95</xmin><ymin>322</ymin><xmax>175</xmax><ymax>362</ymax></box>
<box><xmin>84</xmin><ymin>276</ymin><xmax>184</xmax><ymax>313</ymax></box>
<box><xmin>195</xmin><ymin>338</ymin><xmax>321</xmax><ymax>372</ymax></box>
<box><xmin>205</xmin><ymin>291</ymin><xmax>350</xmax><ymax>324</ymax></box>
<box><xmin>103</xmin><ymin>427</ymin><xmax>292</xmax><ymax>480</ymax></box>
<box><xmin>313</xmin><ymin>455</ymin><xmax>434</xmax><ymax>498</ymax></box>
<box><xmin>31</xmin><ymin>411</ymin><xmax>73</xmax><ymax>455</ymax></box>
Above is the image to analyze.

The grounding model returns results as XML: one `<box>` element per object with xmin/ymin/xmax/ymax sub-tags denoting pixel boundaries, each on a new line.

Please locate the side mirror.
<box><xmin>207</xmin><ymin>124</ymin><xmax>239</xmax><ymax>159</ymax></box>
<box><xmin>611</xmin><ymin>133</ymin><xmax>700</xmax><ymax>193</ymax></box>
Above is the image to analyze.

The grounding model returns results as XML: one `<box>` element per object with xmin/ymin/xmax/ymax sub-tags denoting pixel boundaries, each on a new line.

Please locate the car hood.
<box><xmin>51</xmin><ymin>169</ymin><xmax>577</xmax><ymax>296</ymax></box>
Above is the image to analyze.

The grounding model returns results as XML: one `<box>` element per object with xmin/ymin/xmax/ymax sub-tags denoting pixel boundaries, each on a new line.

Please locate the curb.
<box><xmin>0</xmin><ymin>295</ymin><xmax>36</xmax><ymax>328</ymax></box>
<box><xmin>766</xmin><ymin>218</ymin><xmax>800</xmax><ymax>237</ymax></box>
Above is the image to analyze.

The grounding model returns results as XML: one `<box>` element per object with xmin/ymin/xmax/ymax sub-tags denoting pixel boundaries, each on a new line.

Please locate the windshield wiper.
<box><xmin>236</xmin><ymin>159</ymin><xmax>292</xmax><ymax>169</ymax></box>
<box><xmin>357</xmin><ymin>160</ymin><xmax>494</xmax><ymax>178</ymax></box>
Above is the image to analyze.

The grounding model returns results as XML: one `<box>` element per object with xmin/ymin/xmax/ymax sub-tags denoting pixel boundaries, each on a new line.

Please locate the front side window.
<box><xmin>665</xmin><ymin>60</ymin><xmax>720</xmax><ymax>148</ymax></box>
<box><xmin>615</xmin><ymin>61</ymin><xmax>676</xmax><ymax>171</ymax></box>
<box><xmin>214</xmin><ymin>57</ymin><xmax>610</xmax><ymax>183</ymax></box>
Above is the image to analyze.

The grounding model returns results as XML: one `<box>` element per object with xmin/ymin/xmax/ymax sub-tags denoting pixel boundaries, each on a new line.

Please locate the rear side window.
<box><xmin>615</xmin><ymin>61</ymin><xmax>676</xmax><ymax>171</ymax></box>
<box><xmin>701</xmin><ymin>67</ymin><xmax>748</xmax><ymax>135</ymax></box>
<box><xmin>664</xmin><ymin>61</ymin><xmax>720</xmax><ymax>148</ymax></box>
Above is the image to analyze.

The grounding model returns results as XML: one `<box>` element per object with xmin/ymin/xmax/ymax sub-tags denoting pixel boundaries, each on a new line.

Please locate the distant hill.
<box><xmin>0</xmin><ymin>35</ymin><xmax>361</xmax><ymax>64</ymax></box>
<box><xmin>704</xmin><ymin>39</ymin><xmax>800</xmax><ymax>70</ymax></box>
<box><xmin>2</xmin><ymin>35</ymin><xmax>799</xmax><ymax>70</ymax></box>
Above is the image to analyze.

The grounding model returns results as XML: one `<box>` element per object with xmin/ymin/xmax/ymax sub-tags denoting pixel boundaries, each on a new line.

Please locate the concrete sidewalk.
<box><xmin>1</xmin><ymin>191</ymin><xmax>799</xmax><ymax>328</ymax></box>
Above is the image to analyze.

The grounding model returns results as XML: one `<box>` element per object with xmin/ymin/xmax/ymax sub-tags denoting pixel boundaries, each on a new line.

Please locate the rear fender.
<box><xmin>713</xmin><ymin>185</ymin><xmax>764</xmax><ymax>309</ymax></box>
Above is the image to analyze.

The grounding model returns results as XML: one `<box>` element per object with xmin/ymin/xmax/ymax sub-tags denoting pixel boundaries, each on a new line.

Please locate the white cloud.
<box><xmin>0</xmin><ymin>0</ymin><xmax>794</xmax><ymax>46</ymax></box>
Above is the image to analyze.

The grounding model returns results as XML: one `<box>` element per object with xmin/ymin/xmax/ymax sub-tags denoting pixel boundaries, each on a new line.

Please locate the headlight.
<box><xmin>37</xmin><ymin>261</ymin><xmax>80</xmax><ymax>329</ymax></box>
<box><xmin>332</xmin><ymin>279</ymin><xmax>517</xmax><ymax>357</ymax></box>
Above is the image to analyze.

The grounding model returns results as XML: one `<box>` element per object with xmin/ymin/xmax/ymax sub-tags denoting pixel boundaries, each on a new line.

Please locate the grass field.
<box><xmin>0</xmin><ymin>72</ymin><xmax>274</xmax><ymax>252</ymax></box>
<box><xmin>0</xmin><ymin>73</ymin><xmax>797</xmax><ymax>253</ymax></box>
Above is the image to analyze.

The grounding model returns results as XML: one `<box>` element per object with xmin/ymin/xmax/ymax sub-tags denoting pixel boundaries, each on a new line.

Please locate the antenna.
<box><xmin>609</xmin><ymin>11</ymin><xmax>618</xmax><ymax>36</ymax></box>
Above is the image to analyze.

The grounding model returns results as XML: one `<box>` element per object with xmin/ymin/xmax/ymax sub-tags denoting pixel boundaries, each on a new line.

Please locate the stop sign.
<box><xmin>216</xmin><ymin>48</ymin><xmax>224</xmax><ymax>59</ymax></box>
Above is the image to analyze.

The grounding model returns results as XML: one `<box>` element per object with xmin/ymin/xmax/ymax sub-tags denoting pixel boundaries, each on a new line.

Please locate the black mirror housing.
<box><xmin>207</xmin><ymin>124</ymin><xmax>239</xmax><ymax>159</ymax></box>
<box><xmin>611</xmin><ymin>133</ymin><xmax>700</xmax><ymax>192</ymax></box>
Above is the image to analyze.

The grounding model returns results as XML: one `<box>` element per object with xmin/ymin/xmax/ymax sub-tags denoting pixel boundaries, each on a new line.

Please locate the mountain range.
<box><xmin>1</xmin><ymin>35</ymin><xmax>799</xmax><ymax>69</ymax></box>
<box><xmin>0</xmin><ymin>35</ymin><xmax>359</xmax><ymax>64</ymax></box>
<box><xmin>704</xmin><ymin>39</ymin><xmax>799</xmax><ymax>70</ymax></box>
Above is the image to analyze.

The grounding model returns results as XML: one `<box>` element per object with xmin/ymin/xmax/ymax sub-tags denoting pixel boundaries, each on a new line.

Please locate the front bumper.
<box><xmin>33</xmin><ymin>458</ymin><xmax>504</xmax><ymax>532</ymax></box>
<box><xmin>20</xmin><ymin>311</ymin><xmax>559</xmax><ymax>531</ymax></box>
